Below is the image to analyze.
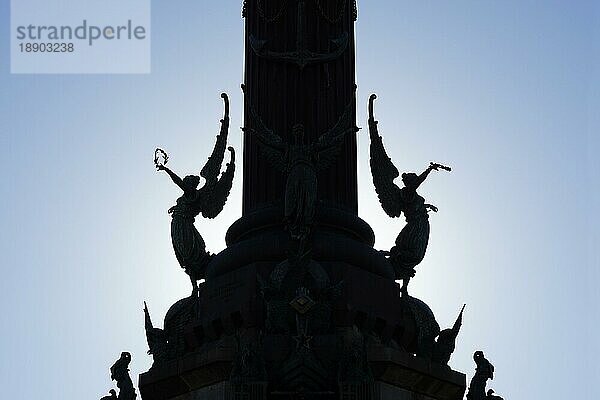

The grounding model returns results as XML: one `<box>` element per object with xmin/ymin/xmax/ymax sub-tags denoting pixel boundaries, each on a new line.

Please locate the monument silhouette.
<box><xmin>106</xmin><ymin>2</ymin><xmax>510</xmax><ymax>399</ymax></box>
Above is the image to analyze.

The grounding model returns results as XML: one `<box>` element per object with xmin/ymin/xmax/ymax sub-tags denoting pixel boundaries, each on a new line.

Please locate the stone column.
<box><xmin>242</xmin><ymin>0</ymin><xmax>358</xmax><ymax>215</ymax></box>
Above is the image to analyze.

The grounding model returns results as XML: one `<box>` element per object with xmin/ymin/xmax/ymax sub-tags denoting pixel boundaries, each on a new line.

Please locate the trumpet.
<box><xmin>429</xmin><ymin>162</ymin><xmax>451</xmax><ymax>172</ymax></box>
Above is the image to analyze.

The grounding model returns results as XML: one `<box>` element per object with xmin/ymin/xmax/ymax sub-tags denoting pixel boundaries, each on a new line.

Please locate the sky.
<box><xmin>0</xmin><ymin>1</ymin><xmax>598</xmax><ymax>399</ymax></box>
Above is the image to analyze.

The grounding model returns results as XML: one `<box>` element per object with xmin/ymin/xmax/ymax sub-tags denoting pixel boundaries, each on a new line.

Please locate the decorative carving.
<box><xmin>244</xmin><ymin>96</ymin><xmax>357</xmax><ymax>247</ymax></box>
<box><xmin>277</xmin><ymin>315</ymin><xmax>330</xmax><ymax>392</ymax></box>
<box><xmin>308</xmin><ymin>279</ymin><xmax>344</xmax><ymax>334</ymax></box>
<box><xmin>256</xmin><ymin>0</ymin><xmax>291</xmax><ymax>23</ymax></box>
<box><xmin>250</xmin><ymin>1</ymin><xmax>349</xmax><ymax>68</ymax></box>
<box><xmin>230</xmin><ymin>332</ymin><xmax>268</xmax><ymax>384</ymax></box>
<box><xmin>292</xmin><ymin>315</ymin><xmax>314</xmax><ymax>350</ymax></box>
<box><xmin>466</xmin><ymin>351</ymin><xmax>496</xmax><ymax>400</ymax></box>
<box><xmin>290</xmin><ymin>287</ymin><xmax>317</xmax><ymax>314</ymax></box>
<box><xmin>156</xmin><ymin>93</ymin><xmax>235</xmax><ymax>290</ymax></box>
<box><xmin>143</xmin><ymin>301</ymin><xmax>169</xmax><ymax>366</ymax></box>
<box><xmin>403</xmin><ymin>297</ymin><xmax>466</xmax><ymax>365</ymax></box>
<box><xmin>245</xmin><ymin>0</ymin><xmax>357</xmax><ymax>23</ymax></box>
<box><xmin>259</xmin><ymin>277</ymin><xmax>295</xmax><ymax>334</ymax></box>
<box><xmin>315</xmin><ymin>0</ymin><xmax>349</xmax><ymax>24</ymax></box>
<box><xmin>258</xmin><ymin>252</ymin><xmax>342</xmax><ymax>335</ymax></box>
<box><xmin>110</xmin><ymin>352</ymin><xmax>137</xmax><ymax>400</ymax></box>
<box><xmin>368</xmin><ymin>94</ymin><xmax>450</xmax><ymax>293</ymax></box>
<box><xmin>143</xmin><ymin>295</ymin><xmax>200</xmax><ymax>366</ymax></box>
<box><xmin>432</xmin><ymin>304</ymin><xmax>465</xmax><ymax>365</ymax></box>
<box><xmin>337</xmin><ymin>327</ymin><xmax>373</xmax><ymax>384</ymax></box>
<box><xmin>403</xmin><ymin>296</ymin><xmax>440</xmax><ymax>358</ymax></box>
<box><xmin>256</xmin><ymin>250</ymin><xmax>347</xmax><ymax>393</ymax></box>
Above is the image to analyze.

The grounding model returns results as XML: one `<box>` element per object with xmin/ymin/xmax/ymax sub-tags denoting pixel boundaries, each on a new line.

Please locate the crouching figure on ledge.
<box><xmin>155</xmin><ymin>93</ymin><xmax>235</xmax><ymax>292</ymax></box>
<box><xmin>368</xmin><ymin>94</ymin><xmax>450</xmax><ymax>294</ymax></box>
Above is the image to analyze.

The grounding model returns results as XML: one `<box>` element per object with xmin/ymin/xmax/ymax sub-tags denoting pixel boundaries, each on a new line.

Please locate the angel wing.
<box><xmin>144</xmin><ymin>302</ymin><xmax>166</xmax><ymax>356</ymax></box>
<box><xmin>368</xmin><ymin>94</ymin><xmax>403</xmax><ymax>218</ymax></box>
<box><xmin>314</xmin><ymin>97</ymin><xmax>358</xmax><ymax>171</ymax></box>
<box><xmin>244</xmin><ymin>104</ymin><xmax>288</xmax><ymax>171</ymax></box>
<box><xmin>199</xmin><ymin>147</ymin><xmax>235</xmax><ymax>219</ymax></box>
<box><xmin>200</xmin><ymin>93</ymin><xmax>230</xmax><ymax>185</ymax></box>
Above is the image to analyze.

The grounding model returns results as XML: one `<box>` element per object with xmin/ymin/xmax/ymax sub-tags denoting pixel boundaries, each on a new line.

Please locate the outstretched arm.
<box><xmin>414</xmin><ymin>165</ymin><xmax>438</xmax><ymax>189</ymax></box>
<box><xmin>158</xmin><ymin>165</ymin><xmax>187</xmax><ymax>192</ymax></box>
<box><xmin>415</xmin><ymin>162</ymin><xmax>451</xmax><ymax>188</ymax></box>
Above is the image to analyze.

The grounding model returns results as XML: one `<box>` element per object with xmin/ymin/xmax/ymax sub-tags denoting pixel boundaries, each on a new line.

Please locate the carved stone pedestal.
<box><xmin>139</xmin><ymin>341</ymin><xmax>465</xmax><ymax>400</ymax></box>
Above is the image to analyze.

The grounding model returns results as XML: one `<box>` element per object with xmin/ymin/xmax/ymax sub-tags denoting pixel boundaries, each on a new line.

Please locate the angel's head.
<box><xmin>109</xmin><ymin>389</ymin><xmax>117</xmax><ymax>396</ymax></box>
<box><xmin>183</xmin><ymin>175</ymin><xmax>201</xmax><ymax>190</ymax></box>
<box><xmin>473</xmin><ymin>350</ymin><xmax>484</xmax><ymax>361</ymax></box>
<box><xmin>292</xmin><ymin>123</ymin><xmax>305</xmax><ymax>144</ymax></box>
<box><xmin>401</xmin><ymin>172</ymin><xmax>419</xmax><ymax>189</ymax></box>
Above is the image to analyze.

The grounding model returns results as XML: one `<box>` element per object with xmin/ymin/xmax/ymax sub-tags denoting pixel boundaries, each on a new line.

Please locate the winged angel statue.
<box><xmin>244</xmin><ymin>98</ymin><xmax>358</xmax><ymax>246</ymax></box>
<box><xmin>368</xmin><ymin>94</ymin><xmax>450</xmax><ymax>294</ymax></box>
<box><xmin>156</xmin><ymin>93</ymin><xmax>235</xmax><ymax>291</ymax></box>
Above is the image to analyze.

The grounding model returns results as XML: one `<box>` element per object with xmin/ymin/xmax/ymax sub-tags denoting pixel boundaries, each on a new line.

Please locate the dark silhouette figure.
<box><xmin>143</xmin><ymin>295</ymin><xmax>200</xmax><ymax>367</ymax></box>
<box><xmin>432</xmin><ymin>304</ymin><xmax>465</xmax><ymax>365</ymax></box>
<box><xmin>156</xmin><ymin>93</ymin><xmax>235</xmax><ymax>291</ymax></box>
<box><xmin>368</xmin><ymin>94</ymin><xmax>450</xmax><ymax>293</ymax></box>
<box><xmin>404</xmin><ymin>295</ymin><xmax>440</xmax><ymax>358</ymax></box>
<box><xmin>466</xmin><ymin>351</ymin><xmax>495</xmax><ymax>400</ymax></box>
<box><xmin>486</xmin><ymin>389</ymin><xmax>505</xmax><ymax>400</ymax></box>
<box><xmin>100</xmin><ymin>389</ymin><xmax>117</xmax><ymax>400</ymax></box>
<box><xmin>110</xmin><ymin>352</ymin><xmax>137</xmax><ymax>400</ymax></box>
<box><xmin>244</xmin><ymin>98</ymin><xmax>358</xmax><ymax>247</ymax></box>
<box><xmin>143</xmin><ymin>301</ymin><xmax>168</xmax><ymax>365</ymax></box>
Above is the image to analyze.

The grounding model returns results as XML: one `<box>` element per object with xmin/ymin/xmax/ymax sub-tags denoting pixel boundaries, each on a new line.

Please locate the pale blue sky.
<box><xmin>0</xmin><ymin>1</ymin><xmax>598</xmax><ymax>399</ymax></box>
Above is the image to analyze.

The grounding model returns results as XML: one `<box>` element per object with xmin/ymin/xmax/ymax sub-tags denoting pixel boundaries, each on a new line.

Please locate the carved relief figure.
<box><xmin>368</xmin><ymin>94</ymin><xmax>450</xmax><ymax>293</ymax></box>
<box><xmin>244</xmin><ymin>97</ymin><xmax>357</xmax><ymax>246</ymax></box>
<box><xmin>230</xmin><ymin>332</ymin><xmax>267</xmax><ymax>384</ymax></box>
<box><xmin>156</xmin><ymin>94</ymin><xmax>235</xmax><ymax>291</ymax></box>
<box><xmin>432</xmin><ymin>304</ymin><xmax>465</xmax><ymax>365</ymax></box>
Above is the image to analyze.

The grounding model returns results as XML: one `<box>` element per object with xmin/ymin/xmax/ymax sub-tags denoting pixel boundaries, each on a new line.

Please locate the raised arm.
<box><xmin>414</xmin><ymin>165</ymin><xmax>436</xmax><ymax>189</ymax></box>
<box><xmin>414</xmin><ymin>162</ymin><xmax>451</xmax><ymax>189</ymax></box>
<box><xmin>159</xmin><ymin>165</ymin><xmax>187</xmax><ymax>192</ymax></box>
